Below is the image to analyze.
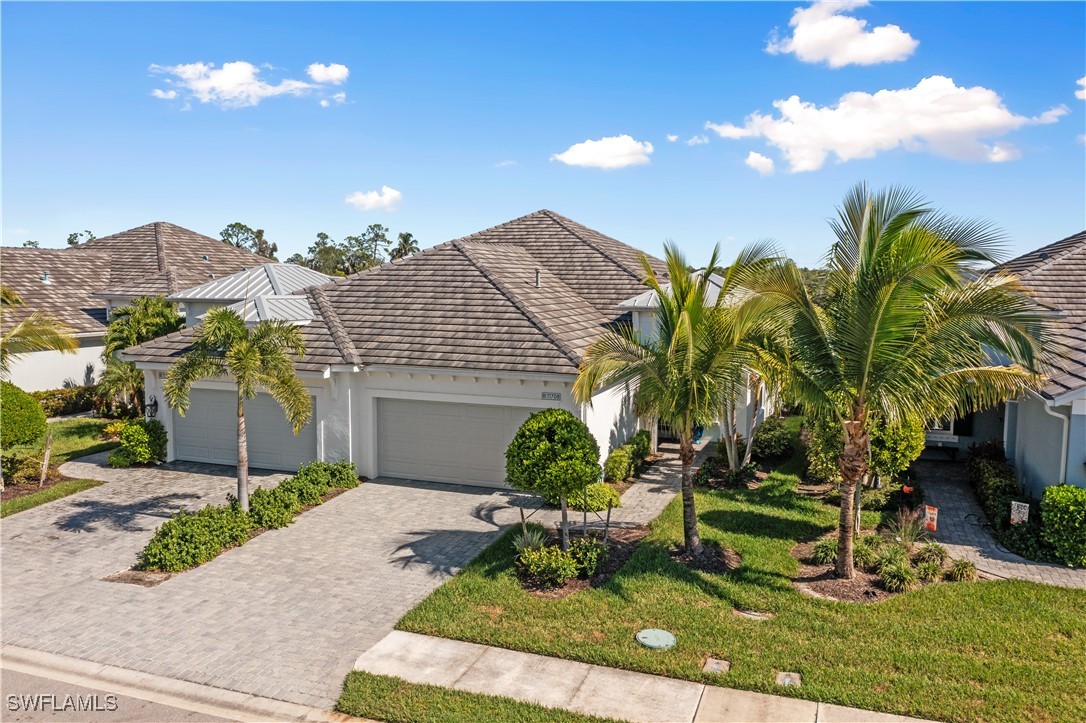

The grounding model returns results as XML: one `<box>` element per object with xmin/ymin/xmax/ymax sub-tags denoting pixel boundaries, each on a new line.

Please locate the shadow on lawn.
<box><xmin>54</xmin><ymin>492</ymin><xmax>199</xmax><ymax>534</ymax></box>
<box><xmin>700</xmin><ymin>508</ymin><xmax>827</xmax><ymax>541</ymax></box>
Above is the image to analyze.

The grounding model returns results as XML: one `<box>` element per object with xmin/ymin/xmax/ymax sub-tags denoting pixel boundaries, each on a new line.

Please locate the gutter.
<box><xmin>1028</xmin><ymin>389</ymin><xmax>1069</xmax><ymax>485</ymax></box>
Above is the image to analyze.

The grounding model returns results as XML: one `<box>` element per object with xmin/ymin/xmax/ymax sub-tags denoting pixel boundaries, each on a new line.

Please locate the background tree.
<box><xmin>100</xmin><ymin>296</ymin><xmax>184</xmax><ymax>412</ymax></box>
<box><xmin>505</xmin><ymin>409</ymin><xmax>599</xmax><ymax>550</ymax></box>
<box><xmin>21</xmin><ymin>240</ymin><xmax>39</xmax><ymax>248</ymax></box>
<box><xmin>66</xmin><ymin>230</ymin><xmax>96</xmax><ymax>247</ymax></box>
<box><xmin>0</xmin><ymin>286</ymin><xmax>77</xmax><ymax>378</ymax></box>
<box><xmin>751</xmin><ymin>183</ymin><xmax>1052</xmax><ymax>579</ymax></box>
<box><xmin>285</xmin><ymin>253</ymin><xmax>306</xmax><ymax>266</ymax></box>
<box><xmin>342</xmin><ymin>224</ymin><xmax>390</xmax><ymax>273</ymax></box>
<box><xmin>306</xmin><ymin>232</ymin><xmax>347</xmax><ymax>275</ymax></box>
<box><xmin>220</xmin><ymin>222</ymin><xmax>278</xmax><ymax>260</ymax></box>
<box><xmin>164</xmin><ymin>308</ymin><xmax>313</xmax><ymax>511</ymax></box>
<box><xmin>390</xmin><ymin>232</ymin><xmax>420</xmax><ymax>260</ymax></box>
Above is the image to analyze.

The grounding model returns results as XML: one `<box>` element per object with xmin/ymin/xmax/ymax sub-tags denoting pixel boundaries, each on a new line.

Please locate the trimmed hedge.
<box><xmin>248</xmin><ymin>486</ymin><xmax>301</xmax><ymax>529</ymax></box>
<box><xmin>109</xmin><ymin>419</ymin><xmax>167</xmax><ymax>467</ymax></box>
<box><xmin>750</xmin><ymin>418</ymin><xmax>792</xmax><ymax>462</ymax></box>
<box><xmin>31</xmin><ymin>385</ymin><xmax>101</xmax><ymax>417</ymax></box>
<box><xmin>1</xmin><ymin>381</ymin><xmax>47</xmax><ymax>448</ymax></box>
<box><xmin>603</xmin><ymin>447</ymin><xmax>633</xmax><ymax>482</ymax></box>
<box><xmin>1041</xmin><ymin>485</ymin><xmax>1086</xmax><ymax>568</ymax></box>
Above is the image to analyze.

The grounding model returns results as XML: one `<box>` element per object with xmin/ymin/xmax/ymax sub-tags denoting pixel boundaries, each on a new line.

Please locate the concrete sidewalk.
<box><xmin>354</xmin><ymin>631</ymin><xmax>932</xmax><ymax>723</ymax></box>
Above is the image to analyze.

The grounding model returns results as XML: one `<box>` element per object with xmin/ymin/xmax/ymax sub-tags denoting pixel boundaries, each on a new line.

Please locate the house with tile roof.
<box><xmin>127</xmin><ymin>210</ymin><xmax>761</xmax><ymax>484</ymax></box>
<box><xmin>0</xmin><ymin>222</ymin><xmax>271</xmax><ymax>391</ymax></box>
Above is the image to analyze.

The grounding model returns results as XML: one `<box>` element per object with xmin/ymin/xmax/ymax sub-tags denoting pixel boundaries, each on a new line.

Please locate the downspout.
<box><xmin>1030</xmin><ymin>390</ymin><xmax>1069</xmax><ymax>485</ymax></box>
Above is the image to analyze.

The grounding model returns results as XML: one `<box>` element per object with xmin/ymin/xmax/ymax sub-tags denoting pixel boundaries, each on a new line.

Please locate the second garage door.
<box><xmin>377</xmin><ymin>398</ymin><xmax>539</xmax><ymax>487</ymax></box>
<box><xmin>173</xmin><ymin>388</ymin><xmax>318</xmax><ymax>472</ymax></box>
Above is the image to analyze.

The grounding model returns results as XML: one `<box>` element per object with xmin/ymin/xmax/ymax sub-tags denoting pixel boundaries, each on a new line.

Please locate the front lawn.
<box><xmin>1</xmin><ymin>478</ymin><xmax>104</xmax><ymax>518</ymax></box>
<box><xmin>397</xmin><ymin>468</ymin><xmax>1086</xmax><ymax>722</ymax></box>
<box><xmin>337</xmin><ymin>671</ymin><xmax>616</xmax><ymax>723</ymax></box>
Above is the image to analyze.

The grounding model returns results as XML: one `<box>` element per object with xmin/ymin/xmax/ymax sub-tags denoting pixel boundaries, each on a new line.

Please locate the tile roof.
<box><xmin>999</xmin><ymin>230</ymin><xmax>1086</xmax><ymax>400</ymax></box>
<box><xmin>169</xmin><ymin>264</ymin><xmax>332</xmax><ymax>302</ymax></box>
<box><xmin>1</xmin><ymin>222</ymin><xmax>271</xmax><ymax>335</ymax></box>
<box><xmin>128</xmin><ymin>210</ymin><xmax>666</xmax><ymax>376</ymax></box>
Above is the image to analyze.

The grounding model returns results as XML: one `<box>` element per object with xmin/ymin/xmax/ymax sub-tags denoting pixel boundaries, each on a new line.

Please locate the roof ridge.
<box><xmin>265</xmin><ymin>265</ymin><xmax>285</xmax><ymax>295</ymax></box>
<box><xmin>308</xmin><ymin>286</ymin><xmax>361</xmax><ymax>365</ymax></box>
<box><xmin>1001</xmin><ymin>230</ymin><xmax>1086</xmax><ymax>275</ymax></box>
<box><xmin>540</xmin><ymin>210</ymin><xmax>644</xmax><ymax>282</ymax></box>
<box><xmin>153</xmin><ymin>222</ymin><xmax>166</xmax><ymax>273</ymax></box>
<box><xmin>454</xmin><ymin>241</ymin><xmax>581</xmax><ymax>367</ymax></box>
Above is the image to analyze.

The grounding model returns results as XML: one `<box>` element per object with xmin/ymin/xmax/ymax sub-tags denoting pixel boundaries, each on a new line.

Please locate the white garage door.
<box><xmin>173</xmin><ymin>388</ymin><xmax>317</xmax><ymax>472</ymax></box>
<box><xmin>377</xmin><ymin>398</ymin><xmax>539</xmax><ymax>487</ymax></box>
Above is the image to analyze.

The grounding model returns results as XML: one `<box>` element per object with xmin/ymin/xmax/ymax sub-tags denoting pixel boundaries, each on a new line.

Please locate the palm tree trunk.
<box><xmin>836</xmin><ymin>420</ymin><xmax>868</xmax><ymax>579</ymax></box>
<box><xmin>236</xmin><ymin>392</ymin><xmax>250</xmax><ymax>512</ymax></box>
<box><xmin>722</xmin><ymin>401</ymin><xmax>739</xmax><ymax>470</ymax></box>
<box><xmin>679</xmin><ymin>433</ymin><xmax>703</xmax><ymax>555</ymax></box>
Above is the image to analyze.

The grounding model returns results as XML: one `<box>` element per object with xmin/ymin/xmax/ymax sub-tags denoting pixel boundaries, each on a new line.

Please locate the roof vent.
<box><xmin>202</xmin><ymin>254</ymin><xmax>210</xmax><ymax>261</ymax></box>
<box><xmin>1038</xmin><ymin>252</ymin><xmax>1050</xmax><ymax>261</ymax></box>
<box><xmin>41</xmin><ymin>269</ymin><xmax>52</xmax><ymax>285</ymax></box>
<box><xmin>535</xmin><ymin>269</ymin><xmax>541</xmax><ymax>288</ymax></box>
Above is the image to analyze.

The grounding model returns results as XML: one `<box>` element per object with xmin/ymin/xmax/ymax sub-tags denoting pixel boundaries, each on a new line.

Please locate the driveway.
<box><xmin>2</xmin><ymin>454</ymin><xmax>530</xmax><ymax>708</ymax></box>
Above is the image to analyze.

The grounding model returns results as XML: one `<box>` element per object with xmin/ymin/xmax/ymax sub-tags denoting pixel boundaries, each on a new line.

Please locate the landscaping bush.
<box><xmin>879</xmin><ymin>559</ymin><xmax>919</xmax><ymax>593</ymax></box>
<box><xmin>516</xmin><ymin>545</ymin><xmax>578</xmax><ymax>588</ymax></box>
<box><xmin>112</xmin><ymin>419</ymin><xmax>167</xmax><ymax>466</ymax></box>
<box><xmin>138</xmin><ymin>504</ymin><xmax>252</xmax><ymax>572</ymax></box>
<box><xmin>248</xmin><ymin>486</ymin><xmax>300</xmax><ymax>529</ymax></box>
<box><xmin>1041</xmin><ymin>485</ymin><xmax>1086</xmax><ymax>567</ymax></box>
<box><xmin>102</xmin><ymin>419</ymin><xmax>130</xmax><ymax>440</ymax></box>
<box><xmin>569</xmin><ymin>536</ymin><xmax>607</xmax><ymax>577</ymax></box>
<box><xmin>946</xmin><ymin>559</ymin><xmax>978</xmax><ymax>582</ymax></box>
<box><xmin>884</xmin><ymin>507</ymin><xmax>929</xmax><ymax>548</ymax></box>
<box><xmin>107</xmin><ymin>450</ymin><xmax>132</xmax><ymax>468</ymax></box>
<box><xmin>750</xmin><ymin>418</ymin><xmax>792</xmax><ymax>462</ymax></box>
<box><xmin>30</xmin><ymin>385</ymin><xmax>101</xmax><ymax>417</ymax></box>
<box><xmin>1</xmin><ymin>452</ymin><xmax>41</xmax><ymax>484</ymax></box>
<box><xmin>324</xmin><ymin>460</ymin><xmax>361</xmax><ymax>488</ymax></box>
<box><xmin>511</xmin><ymin>525</ymin><xmax>547</xmax><ymax>555</ymax></box>
<box><xmin>603</xmin><ymin>446</ymin><xmax>634</xmax><ymax>482</ymax></box>
<box><xmin>861</xmin><ymin>532</ymin><xmax>884</xmax><ymax>551</ymax></box>
<box><xmin>852</xmin><ymin>540</ymin><xmax>877</xmax><ymax>569</ymax></box>
<box><xmin>868</xmin><ymin>418</ymin><xmax>925</xmax><ymax>486</ymax></box>
<box><xmin>970</xmin><ymin>458</ymin><xmax>1020</xmax><ymax>525</ymax></box>
<box><xmin>916</xmin><ymin>560</ymin><xmax>943</xmax><ymax>582</ymax></box>
<box><xmin>914</xmin><ymin>542</ymin><xmax>949</xmax><ymax>566</ymax></box>
<box><xmin>693</xmin><ymin>456</ymin><xmax>757</xmax><ymax>489</ymax></box>
<box><xmin>550</xmin><ymin>482</ymin><xmax>622</xmax><ymax>513</ymax></box>
<box><xmin>875</xmin><ymin>544</ymin><xmax>908</xmax><ymax>573</ymax></box>
<box><xmin>1</xmin><ymin>381</ymin><xmax>47</xmax><ymax>448</ymax></box>
<box><xmin>628</xmin><ymin>430</ymin><xmax>652</xmax><ymax>469</ymax></box>
<box><xmin>812</xmin><ymin>537</ymin><xmax>838</xmax><ymax>565</ymax></box>
<box><xmin>277</xmin><ymin>474</ymin><xmax>324</xmax><ymax>506</ymax></box>
<box><xmin>803</xmin><ymin>416</ymin><xmax>842</xmax><ymax>485</ymax></box>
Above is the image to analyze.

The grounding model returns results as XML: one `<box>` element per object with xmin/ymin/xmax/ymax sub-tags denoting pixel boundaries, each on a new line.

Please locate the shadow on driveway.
<box><xmin>55</xmin><ymin>493</ymin><xmax>199</xmax><ymax>534</ymax></box>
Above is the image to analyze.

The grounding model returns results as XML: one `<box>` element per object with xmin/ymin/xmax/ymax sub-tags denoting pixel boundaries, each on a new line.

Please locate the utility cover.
<box><xmin>635</xmin><ymin>628</ymin><xmax>676</xmax><ymax>649</ymax></box>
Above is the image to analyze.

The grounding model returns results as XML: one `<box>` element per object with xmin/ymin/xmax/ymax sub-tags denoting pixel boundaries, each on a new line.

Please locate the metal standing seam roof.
<box><xmin>617</xmin><ymin>270</ymin><xmax>731</xmax><ymax>310</ymax></box>
<box><xmin>220</xmin><ymin>295</ymin><xmax>316</xmax><ymax>324</ymax></box>
<box><xmin>169</xmin><ymin>264</ymin><xmax>333</xmax><ymax>302</ymax></box>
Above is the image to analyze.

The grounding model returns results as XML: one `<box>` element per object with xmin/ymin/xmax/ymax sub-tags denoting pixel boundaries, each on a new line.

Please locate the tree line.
<box><xmin>218</xmin><ymin>222</ymin><xmax>420</xmax><ymax>275</ymax></box>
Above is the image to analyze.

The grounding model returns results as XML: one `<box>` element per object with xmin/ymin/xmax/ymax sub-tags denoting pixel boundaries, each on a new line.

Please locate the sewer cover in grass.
<box><xmin>733</xmin><ymin>609</ymin><xmax>775</xmax><ymax>621</ymax></box>
<box><xmin>635</xmin><ymin>628</ymin><xmax>676</xmax><ymax>649</ymax></box>
<box><xmin>776</xmin><ymin>671</ymin><xmax>802</xmax><ymax>687</ymax></box>
<box><xmin>703</xmin><ymin>657</ymin><xmax>730</xmax><ymax>674</ymax></box>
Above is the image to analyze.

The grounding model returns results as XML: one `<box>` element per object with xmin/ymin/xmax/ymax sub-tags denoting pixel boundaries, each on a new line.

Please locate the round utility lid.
<box><xmin>635</xmin><ymin>628</ymin><xmax>676</xmax><ymax>650</ymax></box>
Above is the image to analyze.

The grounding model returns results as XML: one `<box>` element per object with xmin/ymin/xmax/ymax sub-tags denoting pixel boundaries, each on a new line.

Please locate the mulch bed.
<box><xmin>527</xmin><ymin>525</ymin><xmax>650</xmax><ymax>600</ymax></box>
<box><xmin>791</xmin><ymin>540</ymin><xmax>891</xmax><ymax>603</ymax></box>
<box><xmin>1</xmin><ymin>469</ymin><xmax>69</xmax><ymax>502</ymax></box>
<box><xmin>670</xmin><ymin>540</ymin><xmax>742</xmax><ymax>574</ymax></box>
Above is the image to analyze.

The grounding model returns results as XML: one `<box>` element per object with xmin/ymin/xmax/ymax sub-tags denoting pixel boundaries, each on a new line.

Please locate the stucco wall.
<box><xmin>6</xmin><ymin>338</ymin><xmax>105</xmax><ymax>392</ymax></box>
<box><xmin>1068</xmin><ymin>400</ymin><xmax>1086</xmax><ymax>490</ymax></box>
<box><xmin>583</xmin><ymin>381</ymin><xmax>638</xmax><ymax>457</ymax></box>
<box><xmin>1013</xmin><ymin>395</ymin><xmax>1067</xmax><ymax>498</ymax></box>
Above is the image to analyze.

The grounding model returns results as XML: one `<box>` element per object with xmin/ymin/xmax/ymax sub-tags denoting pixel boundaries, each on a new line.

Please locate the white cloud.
<box><xmin>307</xmin><ymin>63</ymin><xmax>350</xmax><ymax>85</ymax></box>
<box><xmin>686</xmin><ymin>134</ymin><xmax>709</xmax><ymax>146</ymax></box>
<box><xmin>149</xmin><ymin>61</ymin><xmax>312</xmax><ymax>108</ymax></box>
<box><xmin>666</xmin><ymin>134</ymin><xmax>679</xmax><ymax>142</ymax></box>
<box><xmin>151</xmin><ymin>88</ymin><xmax>177</xmax><ymax>100</ymax></box>
<box><xmin>320</xmin><ymin>92</ymin><xmax>347</xmax><ymax>108</ymax></box>
<box><xmin>1077</xmin><ymin>77</ymin><xmax>1086</xmax><ymax>100</ymax></box>
<box><xmin>745</xmin><ymin>151</ymin><xmax>775</xmax><ymax>175</ymax></box>
<box><xmin>344</xmin><ymin>186</ymin><xmax>403</xmax><ymax>212</ymax></box>
<box><xmin>495</xmin><ymin>160</ymin><xmax>518</xmax><ymax>168</ymax></box>
<box><xmin>706</xmin><ymin>75</ymin><xmax>1067</xmax><ymax>172</ymax></box>
<box><xmin>766</xmin><ymin>1</ymin><xmax>918</xmax><ymax>68</ymax></box>
<box><xmin>550</xmin><ymin>134</ymin><xmax>654</xmax><ymax>169</ymax></box>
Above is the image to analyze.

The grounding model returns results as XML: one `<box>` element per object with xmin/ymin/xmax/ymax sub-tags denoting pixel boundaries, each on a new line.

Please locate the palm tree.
<box><xmin>389</xmin><ymin>232</ymin><xmax>420</xmax><ymax>261</ymax></box>
<box><xmin>100</xmin><ymin>296</ymin><xmax>184</xmax><ymax>411</ymax></box>
<box><xmin>1</xmin><ymin>285</ymin><xmax>78</xmax><ymax>377</ymax></box>
<box><xmin>751</xmin><ymin>184</ymin><xmax>1052</xmax><ymax>578</ymax></box>
<box><xmin>573</xmin><ymin>243</ymin><xmax>779</xmax><ymax>554</ymax></box>
<box><xmin>164</xmin><ymin>308</ymin><xmax>313</xmax><ymax>510</ymax></box>
<box><xmin>99</xmin><ymin>355</ymin><xmax>147</xmax><ymax>416</ymax></box>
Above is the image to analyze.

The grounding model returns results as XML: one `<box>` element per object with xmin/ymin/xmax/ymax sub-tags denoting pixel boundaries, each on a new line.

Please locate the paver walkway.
<box><xmin>3</xmin><ymin>445</ymin><xmax>698</xmax><ymax>711</ymax></box>
<box><xmin>915</xmin><ymin>460</ymin><xmax>1086</xmax><ymax>589</ymax></box>
<box><xmin>355</xmin><ymin>631</ymin><xmax>932</xmax><ymax>723</ymax></box>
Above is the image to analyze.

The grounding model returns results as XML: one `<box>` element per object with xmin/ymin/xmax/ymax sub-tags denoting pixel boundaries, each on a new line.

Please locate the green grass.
<box><xmin>394</xmin><ymin>430</ymin><xmax>1086</xmax><ymax>722</ymax></box>
<box><xmin>1</xmin><ymin>478</ymin><xmax>104</xmax><ymax>518</ymax></box>
<box><xmin>336</xmin><ymin>671</ymin><xmax>616</xmax><ymax>723</ymax></box>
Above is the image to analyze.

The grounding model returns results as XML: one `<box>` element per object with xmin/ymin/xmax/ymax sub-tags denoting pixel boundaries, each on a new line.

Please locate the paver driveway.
<box><xmin>1</xmin><ymin>454</ymin><xmax>529</xmax><ymax>708</ymax></box>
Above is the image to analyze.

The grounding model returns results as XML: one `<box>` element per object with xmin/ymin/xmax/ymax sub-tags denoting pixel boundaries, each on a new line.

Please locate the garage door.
<box><xmin>377</xmin><ymin>398</ymin><xmax>539</xmax><ymax>487</ymax></box>
<box><xmin>173</xmin><ymin>388</ymin><xmax>317</xmax><ymax>472</ymax></box>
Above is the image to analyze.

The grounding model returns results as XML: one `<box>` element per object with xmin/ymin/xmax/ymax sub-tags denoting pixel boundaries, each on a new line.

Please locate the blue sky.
<box><xmin>3</xmin><ymin>1</ymin><xmax>1084</xmax><ymax>266</ymax></box>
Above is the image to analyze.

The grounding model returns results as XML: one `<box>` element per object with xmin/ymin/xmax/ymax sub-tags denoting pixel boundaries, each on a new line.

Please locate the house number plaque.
<box><xmin>541</xmin><ymin>392</ymin><xmax>561</xmax><ymax>401</ymax></box>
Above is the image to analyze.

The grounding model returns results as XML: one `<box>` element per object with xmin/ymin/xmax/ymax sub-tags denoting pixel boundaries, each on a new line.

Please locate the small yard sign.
<box><xmin>1010</xmin><ymin>501</ymin><xmax>1030</xmax><ymax>526</ymax></box>
<box><xmin>923</xmin><ymin>505</ymin><xmax>938</xmax><ymax>532</ymax></box>
<box><xmin>541</xmin><ymin>392</ymin><xmax>561</xmax><ymax>401</ymax></box>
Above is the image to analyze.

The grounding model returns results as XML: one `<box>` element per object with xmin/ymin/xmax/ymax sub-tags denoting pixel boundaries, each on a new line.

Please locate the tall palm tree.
<box><xmin>164</xmin><ymin>308</ymin><xmax>313</xmax><ymax>510</ymax></box>
<box><xmin>751</xmin><ymin>184</ymin><xmax>1052</xmax><ymax>578</ymax></box>
<box><xmin>103</xmin><ymin>296</ymin><xmax>184</xmax><ymax>357</ymax></box>
<box><xmin>574</xmin><ymin>243</ymin><xmax>779</xmax><ymax>554</ymax></box>
<box><xmin>389</xmin><ymin>232</ymin><xmax>420</xmax><ymax>261</ymax></box>
<box><xmin>0</xmin><ymin>285</ymin><xmax>78</xmax><ymax>377</ymax></box>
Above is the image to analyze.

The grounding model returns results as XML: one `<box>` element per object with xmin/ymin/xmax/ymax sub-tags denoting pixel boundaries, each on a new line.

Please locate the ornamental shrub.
<box><xmin>750</xmin><ymin>418</ymin><xmax>792</xmax><ymax>462</ymax></box>
<box><xmin>30</xmin><ymin>385</ymin><xmax>101</xmax><ymax>417</ymax></box>
<box><xmin>879</xmin><ymin>559</ymin><xmax>919</xmax><ymax>593</ymax></box>
<box><xmin>569</xmin><ymin>536</ymin><xmax>607</xmax><ymax>577</ymax></box>
<box><xmin>603</xmin><ymin>446</ymin><xmax>633</xmax><ymax>482</ymax></box>
<box><xmin>278</xmin><ymin>474</ymin><xmax>325</xmax><ymax>506</ymax></box>
<box><xmin>914</xmin><ymin>541</ymin><xmax>949</xmax><ymax>566</ymax></box>
<box><xmin>324</xmin><ymin>460</ymin><xmax>360</xmax><ymax>488</ymax></box>
<box><xmin>550</xmin><ymin>482</ymin><xmax>622</xmax><ymax>513</ymax></box>
<box><xmin>293</xmin><ymin>460</ymin><xmax>333</xmax><ymax>490</ymax></box>
<box><xmin>804</xmin><ymin>416</ymin><xmax>842</xmax><ymax>485</ymax></box>
<box><xmin>1041</xmin><ymin>485</ymin><xmax>1086</xmax><ymax>567</ymax></box>
<box><xmin>114</xmin><ymin>419</ymin><xmax>167</xmax><ymax>465</ymax></box>
<box><xmin>852</xmin><ymin>540</ymin><xmax>877</xmax><ymax>569</ymax></box>
<box><xmin>868</xmin><ymin>418</ymin><xmax>926</xmax><ymax>486</ymax></box>
<box><xmin>516</xmin><ymin>545</ymin><xmax>578</xmax><ymax>588</ymax></box>
<box><xmin>511</xmin><ymin>525</ymin><xmax>547</xmax><ymax>555</ymax></box>
<box><xmin>1</xmin><ymin>381</ymin><xmax>47</xmax><ymax>448</ymax></box>
<box><xmin>628</xmin><ymin>430</ymin><xmax>652</xmax><ymax>470</ymax></box>
<box><xmin>107</xmin><ymin>450</ymin><xmax>132</xmax><ymax>468</ymax></box>
<box><xmin>812</xmin><ymin>537</ymin><xmax>838</xmax><ymax>565</ymax></box>
<box><xmin>138</xmin><ymin>504</ymin><xmax>252</xmax><ymax>572</ymax></box>
<box><xmin>102</xmin><ymin>420</ymin><xmax>130</xmax><ymax>440</ymax></box>
<box><xmin>946</xmin><ymin>558</ymin><xmax>978</xmax><ymax>582</ymax></box>
<box><xmin>916</xmin><ymin>560</ymin><xmax>943</xmax><ymax>583</ymax></box>
<box><xmin>875</xmin><ymin>544</ymin><xmax>909</xmax><ymax>573</ymax></box>
<box><xmin>248</xmin><ymin>486</ymin><xmax>300</xmax><ymax>529</ymax></box>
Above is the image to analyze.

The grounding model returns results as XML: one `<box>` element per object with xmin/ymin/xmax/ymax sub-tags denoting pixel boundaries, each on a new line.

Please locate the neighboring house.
<box><xmin>0</xmin><ymin>222</ymin><xmax>271</xmax><ymax>391</ymax></box>
<box><xmin>167</xmin><ymin>263</ymin><xmax>334</xmax><ymax>326</ymax></box>
<box><xmin>922</xmin><ymin>230</ymin><xmax>1086</xmax><ymax>497</ymax></box>
<box><xmin>127</xmin><ymin>210</ymin><xmax>704</xmax><ymax>486</ymax></box>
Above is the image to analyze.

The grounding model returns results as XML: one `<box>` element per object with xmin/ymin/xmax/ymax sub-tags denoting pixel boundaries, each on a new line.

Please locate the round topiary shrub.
<box><xmin>750</xmin><ymin>417</ymin><xmax>792</xmax><ymax>461</ymax></box>
<box><xmin>603</xmin><ymin>446</ymin><xmax>633</xmax><ymax>482</ymax></box>
<box><xmin>547</xmin><ymin>482</ymin><xmax>622</xmax><ymax>512</ymax></box>
<box><xmin>0</xmin><ymin>381</ymin><xmax>47</xmax><ymax>449</ymax></box>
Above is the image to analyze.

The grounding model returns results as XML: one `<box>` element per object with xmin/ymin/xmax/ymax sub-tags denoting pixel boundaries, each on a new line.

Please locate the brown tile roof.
<box><xmin>128</xmin><ymin>210</ymin><xmax>665</xmax><ymax>376</ymax></box>
<box><xmin>1000</xmin><ymin>230</ymin><xmax>1086</xmax><ymax>400</ymax></box>
<box><xmin>1</xmin><ymin>222</ymin><xmax>271</xmax><ymax>335</ymax></box>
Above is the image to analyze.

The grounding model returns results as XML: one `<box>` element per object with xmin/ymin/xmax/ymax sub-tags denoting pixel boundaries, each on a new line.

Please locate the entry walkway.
<box><xmin>355</xmin><ymin>631</ymin><xmax>931</xmax><ymax>723</ymax></box>
<box><xmin>916</xmin><ymin>461</ymin><xmax>1086</xmax><ymax>589</ymax></box>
